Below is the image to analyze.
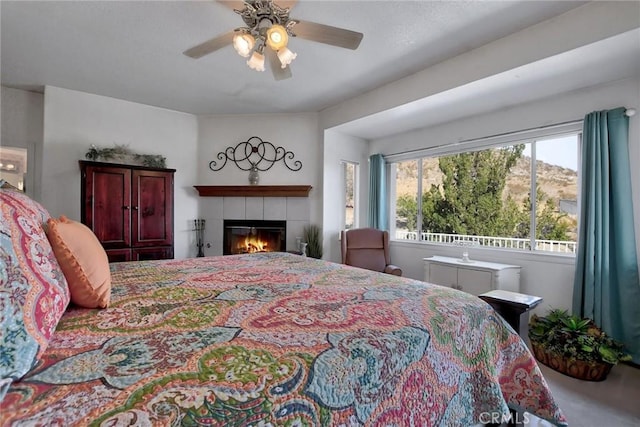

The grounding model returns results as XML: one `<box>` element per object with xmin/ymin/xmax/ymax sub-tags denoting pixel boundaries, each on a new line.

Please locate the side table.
<box><xmin>479</xmin><ymin>290</ymin><xmax>542</xmax><ymax>338</ymax></box>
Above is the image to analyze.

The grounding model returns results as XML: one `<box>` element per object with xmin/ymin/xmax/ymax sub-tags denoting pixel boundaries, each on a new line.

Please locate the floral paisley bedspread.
<box><xmin>1</xmin><ymin>253</ymin><xmax>566</xmax><ymax>426</ymax></box>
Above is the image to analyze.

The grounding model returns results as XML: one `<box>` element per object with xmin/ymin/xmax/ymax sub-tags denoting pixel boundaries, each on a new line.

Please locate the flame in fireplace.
<box><xmin>237</xmin><ymin>235</ymin><xmax>271</xmax><ymax>253</ymax></box>
<box><xmin>225</xmin><ymin>222</ymin><xmax>284</xmax><ymax>255</ymax></box>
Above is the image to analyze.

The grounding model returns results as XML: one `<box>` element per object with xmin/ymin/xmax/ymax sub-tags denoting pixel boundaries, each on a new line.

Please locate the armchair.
<box><xmin>340</xmin><ymin>228</ymin><xmax>402</xmax><ymax>276</ymax></box>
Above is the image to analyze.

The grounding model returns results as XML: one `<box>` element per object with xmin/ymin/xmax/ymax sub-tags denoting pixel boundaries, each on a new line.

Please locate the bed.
<box><xmin>0</xmin><ymin>188</ymin><xmax>567</xmax><ymax>426</ymax></box>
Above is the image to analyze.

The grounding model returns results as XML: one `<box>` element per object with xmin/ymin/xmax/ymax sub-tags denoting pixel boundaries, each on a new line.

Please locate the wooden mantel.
<box><xmin>194</xmin><ymin>185</ymin><xmax>312</xmax><ymax>197</ymax></box>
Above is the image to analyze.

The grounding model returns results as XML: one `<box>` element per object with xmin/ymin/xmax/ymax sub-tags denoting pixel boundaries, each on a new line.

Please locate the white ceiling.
<box><xmin>1</xmin><ymin>0</ymin><xmax>588</xmax><ymax>117</ymax></box>
<box><xmin>336</xmin><ymin>28</ymin><xmax>640</xmax><ymax>139</ymax></box>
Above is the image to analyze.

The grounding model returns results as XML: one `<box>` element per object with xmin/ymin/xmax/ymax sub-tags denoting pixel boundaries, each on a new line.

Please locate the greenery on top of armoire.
<box><xmin>85</xmin><ymin>144</ymin><xmax>166</xmax><ymax>168</ymax></box>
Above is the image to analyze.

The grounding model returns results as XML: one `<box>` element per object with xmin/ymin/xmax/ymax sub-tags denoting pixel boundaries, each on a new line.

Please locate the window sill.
<box><xmin>389</xmin><ymin>239</ymin><xmax>576</xmax><ymax>266</ymax></box>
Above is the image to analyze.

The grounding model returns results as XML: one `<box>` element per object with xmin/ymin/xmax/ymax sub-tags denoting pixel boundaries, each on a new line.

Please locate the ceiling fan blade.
<box><xmin>217</xmin><ymin>0</ymin><xmax>297</xmax><ymax>11</ymax></box>
<box><xmin>291</xmin><ymin>20</ymin><xmax>363</xmax><ymax>50</ymax></box>
<box><xmin>216</xmin><ymin>0</ymin><xmax>246</xmax><ymax>12</ymax></box>
<box><xmin>266</xmin><ymin>48</ymin><xmax>292</xmax><ymax>81</ymax></box>
<box><xmin>183</xmin><ymin>31</ymin><xmax>235</xmax><ymax>59</ymax></box>
<box><xmin>277</xmin><ymin>0</ymin><xmax>298</xmax><ymax>9</ymax></box>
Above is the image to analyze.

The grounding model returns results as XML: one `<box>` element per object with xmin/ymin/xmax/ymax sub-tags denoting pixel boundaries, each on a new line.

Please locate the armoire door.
<box><xmin>131</xmin><ymin>170</ymin><xmax>173</xmax><ymax>247</ymax></box>
<box><xmin>105</xmin><ymin>248</ymin><xmax>132</xmax><ymax>263</ymax></box>
<box><xmin>133</xmin><ymin>247</ymin><xmax>174</xmax><ymax>261</ymax></box>
<box><xmin>83</xmin><ymin>165</ymin><xmax>131</xmax><ymax>249</ymax></box>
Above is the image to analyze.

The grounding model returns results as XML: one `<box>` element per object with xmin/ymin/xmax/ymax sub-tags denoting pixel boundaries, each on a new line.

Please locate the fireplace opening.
<box><xmin>223</xmin><ymin>220</ymin><xmax>286</xmax><ymax>255</ymax></box>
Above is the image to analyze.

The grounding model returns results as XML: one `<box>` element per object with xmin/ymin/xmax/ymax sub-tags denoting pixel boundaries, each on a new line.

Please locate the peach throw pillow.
<box><xmin>45</xmin><ymin>216</ymin><xmax>111</xmax><ymax>308</ymax></box>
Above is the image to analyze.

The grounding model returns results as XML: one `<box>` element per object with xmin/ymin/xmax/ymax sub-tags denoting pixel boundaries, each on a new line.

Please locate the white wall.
<box><xmin>41</xmin><ymin>86</ymin><xmax>199</xmax><ymax>259</ymax></box>
<box><xmin>365</xmin><ymin>76</ymin><xmax>640</xmax><ymax>313</ymax></box>
<box><xmin>1</xmin><ymin>86</ymin><xmax>43</xmax><ymax>149</ymax></box>
<box><xmin>322</xmin><ymin>129</ymin><xmax>369</xmax><ymax>262</ymax></box>
<box><xmin>0</xmin><ymin>86</ymin><xmax>43</xmax><ymax>199</ymax></box>
<box><xmin>196</xmin><ymin>113</ymin><xmax>322</xmax><ymax>256</ymax></box>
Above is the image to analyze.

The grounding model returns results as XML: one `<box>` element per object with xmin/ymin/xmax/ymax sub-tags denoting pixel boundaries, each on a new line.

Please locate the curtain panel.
<box><xmin>572</xmin><ymin>107</ymin><xmax>640</xmax><ymax>363</ymax></box>
<box><xmin>368</xmin><ymin>154</ymin><xmax>388</xmax><ymax>230</ymax></box>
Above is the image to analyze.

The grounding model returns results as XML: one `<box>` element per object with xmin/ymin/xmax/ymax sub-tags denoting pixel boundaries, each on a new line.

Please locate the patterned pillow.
<box><xmin>0</xmin><ymin>189</ymin><xmax>70</xmax><ymax>401</ymax></box>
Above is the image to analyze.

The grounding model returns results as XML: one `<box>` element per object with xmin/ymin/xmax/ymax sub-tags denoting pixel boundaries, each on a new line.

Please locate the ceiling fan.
<box><xmin>183</xmin><ymin>0</ymin><xmax>363</xmax><ymax>80</ymax></box>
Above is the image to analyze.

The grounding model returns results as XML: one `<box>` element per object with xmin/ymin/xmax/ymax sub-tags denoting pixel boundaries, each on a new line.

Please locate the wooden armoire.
<box><xmin>80</xmin><ymin>160</ymin><xmax>175</xmax><ymax>262</ymax></box>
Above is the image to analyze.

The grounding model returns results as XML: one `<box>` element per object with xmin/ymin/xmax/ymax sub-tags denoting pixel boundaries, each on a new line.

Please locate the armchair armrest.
<box><xmin>384</xmin><ymin>265</ymin><xmax>403</xmax><ymax>276</ymax></box>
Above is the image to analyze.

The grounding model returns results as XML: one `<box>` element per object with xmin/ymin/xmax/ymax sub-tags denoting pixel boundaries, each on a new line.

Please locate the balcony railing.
<box><xmin>394</xmin><ymin>230</ymin><xmax>577</xmax><ymax>254</ymax></box>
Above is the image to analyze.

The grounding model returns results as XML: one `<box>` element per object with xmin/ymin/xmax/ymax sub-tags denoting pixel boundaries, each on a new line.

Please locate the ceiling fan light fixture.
<box><xmin>233</xmin><ymin>33</ymin><xmax>255</xmax><ymax>57</ymax></box>
<box><xmin>184</xmin><ymin>0</ymin><xmax>364</xmax><ymax>80</ymax></box>
<box><xmin>277</xmin><ymin>47</ymin><xmax>297</xmax><ymax>68</ymax></box>
<box><xmin>266</xmin><ymin>24</ymin><xmax>288</xmax><ymax>50</ymax></box>
<box><xmin>247</xmin><ymin>50</ymin><xmax>266</xmax><ymax>71</ymax></box>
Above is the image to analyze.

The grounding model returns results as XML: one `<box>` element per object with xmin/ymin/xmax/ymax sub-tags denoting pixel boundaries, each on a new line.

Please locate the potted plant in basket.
<box><xmin>529</xmin><ymin>309</ymin><xmax>631</xmax><ymax>381</ymax></box>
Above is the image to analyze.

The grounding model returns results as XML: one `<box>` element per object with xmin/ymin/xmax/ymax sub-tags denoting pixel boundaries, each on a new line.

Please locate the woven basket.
<box><xmin>531</xmin><ymin>341</ymin><xmax>613</xmax><ymax>381</ymax></box>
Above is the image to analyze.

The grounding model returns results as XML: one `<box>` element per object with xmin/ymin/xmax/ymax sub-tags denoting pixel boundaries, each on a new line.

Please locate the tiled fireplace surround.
<box><xmin>199</xmin><ymin>196</ymin><xmax>310</xmax><ymax>256</ymax></box>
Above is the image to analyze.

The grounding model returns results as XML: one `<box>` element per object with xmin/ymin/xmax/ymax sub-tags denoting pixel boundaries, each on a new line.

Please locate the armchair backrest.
<box><xmin>340</xmin><ymin>228</ymin><xmax>390</xmax><ymax>273</ymax></box>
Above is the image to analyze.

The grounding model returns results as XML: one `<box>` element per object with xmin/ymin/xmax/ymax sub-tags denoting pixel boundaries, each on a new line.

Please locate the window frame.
<box><xmin>341</xmin><ymin>160</ymin><xmax>360</xmax><ymax>231</ymax></box>
<box><xmin>387</xmin><ymin>122</ymin><xmax>582</xmax><ymax>256</ymax></box>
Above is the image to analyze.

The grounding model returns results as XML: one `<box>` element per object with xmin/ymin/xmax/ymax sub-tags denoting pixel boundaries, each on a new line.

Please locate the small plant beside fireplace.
<box><xmin>302</xmin><ymin>224</ymin><xmax>323</xmax><ymax>259</ymax></box>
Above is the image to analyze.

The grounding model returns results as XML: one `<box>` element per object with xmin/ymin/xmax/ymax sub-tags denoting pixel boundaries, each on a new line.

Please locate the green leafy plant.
<box><xmin>133</xmin><ymin>154</ymin><xmax>167</xmax><ymax>168</ymax></box>
<box><xmin>85</xmin><ymin>144</ymin><xmax>166</xmax><ymax>168</ymax></box>
<box><xmin>302</xmin><ymin>224</ymin><xmax>323</xmax><ymax>259</ymax></box>
<box><xmin>85</xmin><ymin>144</ymin><xmax>130</xmax><ymax>161</ymax></box>
<box><xmin>529</xmin><ymin>309</ymin><xmax>631</xmax><ymax>365</ymax></box>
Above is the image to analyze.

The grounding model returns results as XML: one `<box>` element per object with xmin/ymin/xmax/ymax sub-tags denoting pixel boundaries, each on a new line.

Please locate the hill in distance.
<box><xmin>395</xmin><ymin>155</ymin><xmax>578</xmax><ymax>207</ymax></box>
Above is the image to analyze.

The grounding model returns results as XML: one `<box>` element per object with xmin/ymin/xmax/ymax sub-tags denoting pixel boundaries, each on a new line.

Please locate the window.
<box><xmin>390</xmin><ymin>131</ymin><xmax>579</xmax><ymax>254</ymax></box>
<box><xmin>0</xmin><ymin>147</ymin><xmax>28</xmax><ymax>192</ymax></box>
<box><xmin>342</xmin><ymin>161</ymin><xmax>359</xmax><ymax>230</ymax></box>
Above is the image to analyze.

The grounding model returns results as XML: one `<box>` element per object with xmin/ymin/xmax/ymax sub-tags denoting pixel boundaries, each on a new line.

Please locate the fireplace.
<box><xmin>223</xmin><ymin>220</ymin><xmax>286</xmax><ymax>255</ymax></box>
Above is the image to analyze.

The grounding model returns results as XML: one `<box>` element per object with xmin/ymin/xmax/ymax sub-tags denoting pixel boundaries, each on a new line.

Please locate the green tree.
<box><xmin>395</xmin><ymin>146</ymin><xmax>572</xmax><ymax>242</ymax></box>
<box><xmin>396</xmin><ymin>194</ymin><xmax>418</xmax><ymax>231</ymax></box>
<box><xmin>516</xmin><ymin>187</ymin><xmax>571</xmax><ymax>240</ymax></box>
<box><xmin>422</xmin><ymin>146</ymin><xmax>525</xmax><ymax>236</ymax></box>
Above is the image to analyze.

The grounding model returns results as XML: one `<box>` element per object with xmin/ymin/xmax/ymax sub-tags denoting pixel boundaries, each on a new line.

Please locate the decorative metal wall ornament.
<box><xmin>208</xmin><ymin>137</ymin><xmax>302</xmax><ymax>180</ymax></box>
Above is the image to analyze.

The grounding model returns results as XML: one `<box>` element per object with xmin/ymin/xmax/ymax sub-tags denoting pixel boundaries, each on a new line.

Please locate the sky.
<box><xmin>522</xmin><ymin>134</ymin><xmax>578</xmax><ymax>171</ymax></box>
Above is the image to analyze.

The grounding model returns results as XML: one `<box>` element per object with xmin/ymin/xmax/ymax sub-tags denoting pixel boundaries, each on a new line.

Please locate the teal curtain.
<box><xmin>368</xmin><ymin>154</ymin><xmax>388</xmax><ymax>230</ymax></box>
<box><xmin>572</xmin><ymin>107</ymin><xmax>640</xmax><ymax>364</ymax></box>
